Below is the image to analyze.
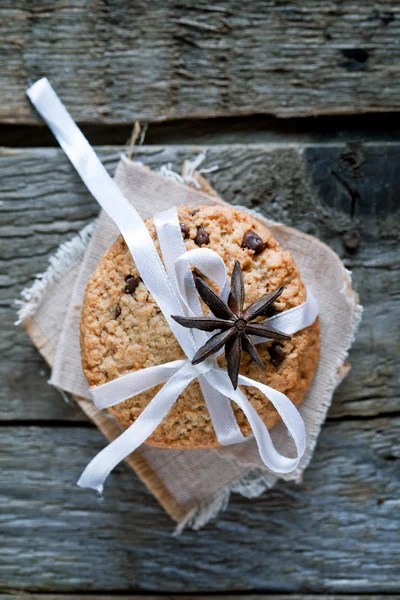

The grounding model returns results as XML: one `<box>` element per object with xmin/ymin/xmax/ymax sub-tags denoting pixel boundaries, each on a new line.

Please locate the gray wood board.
<box><xmin>1</xmin><ymin>418</ymin><xmax>399</xmax><ymax>592</ymax></box>
<box><xmin>1</xmin><ymin>144</ymin><xmax>399</xmax><ymax>421</ymax></box>
<box><xmin>1</xmin><ymin>597</ymin><xmax>399</xmax><ymax>600</ymax></box>
<box><xmin>2</xmin><ymin>1</ymin><xmax>400</xmax><ymax>124</ymax></box>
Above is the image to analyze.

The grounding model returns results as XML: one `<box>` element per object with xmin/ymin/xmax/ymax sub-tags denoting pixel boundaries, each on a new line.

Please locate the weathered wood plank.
<box><xmin>1</xmin><ymin>596</ymin><xmax>398</xmax><ymax>600</ymax></box>
<box><xmin>2</xmin><ymin>1</ymin><xmax>400</xmax><ymax>124</ymax></box>
<box><xmin>0</xmin><ymin>148</ymin><xmax>118</xmax><ymax>422</ymax></box>
<box><xmin>0</xmin><ymin>418</ymin><xmax>399</xmax><ymax>591</ymax></box>
<box><xmin>1</xmin><ymin>144</ymin><xmax>399</xmax><ymax>421</ymax></box>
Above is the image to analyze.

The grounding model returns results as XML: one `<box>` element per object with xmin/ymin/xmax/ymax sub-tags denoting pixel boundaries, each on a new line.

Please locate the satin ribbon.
<box><xmin>27</xmin><ymin>78</ymin><xmax>319</xmax><ymax>493</ymax></box>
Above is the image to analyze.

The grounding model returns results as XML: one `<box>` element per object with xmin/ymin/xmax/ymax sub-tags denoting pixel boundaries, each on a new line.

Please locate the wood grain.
<box><xmin>0</xmin><ymin>418</ymin><xmax>399</xmax><ymax>591</ymax></box>
<box><xmin>2</xmin><ymin>144</ymin><xmax>399</xmax><ymax>422</ymax></box>
<box><xmin>2</xmin><ymin>2</ymin><xmax>399</xmax><ymax>594</ymax></box>
<box><xmin>1</xmin><ymin>596</ymin><xmax>398</xmax><ymax>600</ymax></box>
<box><xmin>2</xmin><ymin>1</ymin><xmax>400</xmax><ymax>124</ymax></box>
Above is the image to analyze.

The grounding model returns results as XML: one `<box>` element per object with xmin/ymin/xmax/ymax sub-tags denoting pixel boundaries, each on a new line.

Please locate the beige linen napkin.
<box><xmin>21</xmin><ymin>155</ymin><xmax>362</xmax><ymax>530</ymax></box>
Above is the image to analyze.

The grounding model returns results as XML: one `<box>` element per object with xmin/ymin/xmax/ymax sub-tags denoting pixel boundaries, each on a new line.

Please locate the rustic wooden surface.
<box><xmin>1</xmin><ymin>144</ymin><xmax>399</xmax><ymax>594</ymax></box>
<box><xmin>1</xmin><ymin>597</ymin><xmax>400</xmax><ymax>600</ymax></box>
<box><xmin>1</xmin><ymin>418</ymin><xmax>400</xmax><ymax>592</ymax></box>
<box><xmin>2</xmin><ymin>0</ymin><xmax>400</xmax><ymax>595</ymax></box>
<box><xmin>2</xmin><ymin>1</ymin><xmax>400</xmax><ymax>124</ymax></box>
<box><xmin>2</xmin><ymin>145</ymin><xmax>398</xmax><ymax>422</ymax></box>
<box><xmin>2</xmin><ymin>597</ymin><xmax>400</xmax><ymax>600</ymax></box>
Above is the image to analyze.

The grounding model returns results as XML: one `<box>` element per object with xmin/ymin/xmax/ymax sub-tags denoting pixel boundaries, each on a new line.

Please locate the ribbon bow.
<box><xmin>27</xmin><ymin>78</ymin><xmax>319</xmax><ymax>494</ymax></box>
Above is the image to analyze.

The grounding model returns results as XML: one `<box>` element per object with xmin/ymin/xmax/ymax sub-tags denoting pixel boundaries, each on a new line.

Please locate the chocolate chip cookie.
<box><xmin>80</xmin><ymin>205</ymin><xmax>319</xmax><ymax>449</ymax></box>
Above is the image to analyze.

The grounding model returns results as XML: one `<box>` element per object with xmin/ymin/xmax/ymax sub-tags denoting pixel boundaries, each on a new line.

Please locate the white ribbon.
<box><xmin>27</xmin><ymin>78</ymin><xmax>319</xmax><ymax>493</ymax></box>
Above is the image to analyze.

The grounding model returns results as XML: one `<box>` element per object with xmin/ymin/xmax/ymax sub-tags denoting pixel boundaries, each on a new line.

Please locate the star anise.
<box><xmin>171</xmin><ymin>260</ymin><xmax>291</xmax><ymax>389</ymax></box>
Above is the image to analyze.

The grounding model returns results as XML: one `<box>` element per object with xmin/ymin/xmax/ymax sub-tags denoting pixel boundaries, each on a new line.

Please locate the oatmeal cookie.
<box><xmin>81</xmin><ymin>205</ymin><xmax>319</xmax><ymax>448</ymax></box>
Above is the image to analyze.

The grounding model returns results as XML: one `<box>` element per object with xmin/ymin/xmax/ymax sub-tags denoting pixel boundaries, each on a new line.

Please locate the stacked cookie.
<box><xmin>81</xmin><ymin>205</ymin><xmax>319</xmax><ymax>449</ymax></box>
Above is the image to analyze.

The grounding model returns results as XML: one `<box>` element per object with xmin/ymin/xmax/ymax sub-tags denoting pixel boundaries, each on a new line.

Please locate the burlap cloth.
<box><xmin>21</xmin><ymin>155</ymin><xmax>362</xmax><ymax>530</ymax></box>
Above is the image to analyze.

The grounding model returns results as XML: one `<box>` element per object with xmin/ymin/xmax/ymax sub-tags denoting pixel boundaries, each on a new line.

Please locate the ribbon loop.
<box><xmin>175</xmin><ymin>248</ymin><xmax>230</xmax><ymax>306</ymax></box>
<box><xmin>206</xmin><ymin>368</ymin><xmax>305</xmax><ymax>472</ymax></box>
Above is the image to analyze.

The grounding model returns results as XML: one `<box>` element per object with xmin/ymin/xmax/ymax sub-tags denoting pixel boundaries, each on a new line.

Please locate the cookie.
<box><xmin>80</xmin><ymin>205</ymin><xmax>320</xmax><ymax>449</ymax></box>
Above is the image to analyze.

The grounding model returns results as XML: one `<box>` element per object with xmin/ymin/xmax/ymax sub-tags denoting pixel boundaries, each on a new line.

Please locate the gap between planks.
<box><xmin>1</xmin><ymin>594</ymin><xmax>400</xmax><ymax>599</ymax></box>
<box><xmin>3</xmin><ymin>112</ymin><xmax>400</xmax><ymax>148</ymax></box>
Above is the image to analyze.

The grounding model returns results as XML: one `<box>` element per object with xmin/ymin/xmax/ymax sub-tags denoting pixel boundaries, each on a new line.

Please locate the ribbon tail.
<box><xmin>26</xmin><ymin>78</ymin><xmax>198</xmax><ymax>359</ymax></box>
<box><xmin>199</xmin><ymin>375</ymin><xmax>246</xmax><ymax>446</ymax></box>
<box><xmin>90</xmin><ymin>359</ymin><xmax>187</xmax><ymax>409</ymax></box>
<box><xmin>78</xmin><ymin>362</ymin><xmax>197</xmax><ymax>493</ymax></box>
<box><xmin>206</xmin><ymin>368</ymin><xmax>306</xmax><ymax>473</ymax></box>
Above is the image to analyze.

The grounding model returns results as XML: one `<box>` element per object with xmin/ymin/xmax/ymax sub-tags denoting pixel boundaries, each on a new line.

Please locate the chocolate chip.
<box><xmin>190</xmin><ymin>208</ymin><xmax>200</xmax><ymax>216</ymax></box>
<box><xmin>115</xmin><ymin>305</ymin><xmax>121</xmax><ymax>319</ymax></box>
<box><xmin>124</xmin><ymin>275</ymin><xmax>141</xmax><ymax>294</ymax></box>
<box><xmin>342</xmin><ymin>230</ymin><xmax>361</xmax><ymax>252</ymax></box>
<box><xmin>194</xmin><ymin>226</ymin><xmax>209</xmax><ymax>246</ymax></box>
<box><xmin>242</xmin><ymin>231</ymin><xmax>267</xmax><ymax>254</ymax></box>
<box><xmin>180</xmin><ymin>224</ymin><xmax>189</xmax><ymax>239</ymax></box>
<box><xmin>268</xmin><ymin>342</ymin><xmax>285</xmax><ymax>367</ymax></box>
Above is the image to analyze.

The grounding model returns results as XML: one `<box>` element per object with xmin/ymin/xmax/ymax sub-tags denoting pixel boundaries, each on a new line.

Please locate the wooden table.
<box><xmin>1</xmin><ymin>2</ymin><xmax>399</xmax><ymax>597</ymax></box>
